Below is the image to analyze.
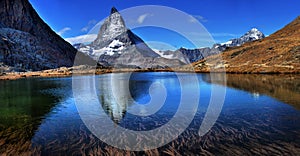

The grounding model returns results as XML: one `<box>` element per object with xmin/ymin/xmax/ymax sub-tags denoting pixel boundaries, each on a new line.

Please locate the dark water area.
<box><xmin>0</xmin><ymin>73</ymin><xmax>299</xmax><ymax>155</ymax></box>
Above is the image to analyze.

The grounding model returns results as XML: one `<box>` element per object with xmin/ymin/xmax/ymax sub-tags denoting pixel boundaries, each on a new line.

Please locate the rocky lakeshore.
<box><xmin>2</xmin><ymin>65</ymin><xmax>300</xmax><ymax>81</ymax></box>
<box><xmin>0</xmin><ymin>65</ymin><xmax>177</xmax><ymax>80</ymax></box>
<box><xmin>0</xmin><ymin>65</ymin><xmax>108</xmax><ymax>80</ymax></box>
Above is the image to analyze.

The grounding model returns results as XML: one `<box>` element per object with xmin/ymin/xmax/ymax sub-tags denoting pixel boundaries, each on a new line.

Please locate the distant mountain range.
<box><xmin>0</xmin><ymin>0</ymin><xmax>93</xmax><ymax>72</ymax></box>
<box><xmin>193</xmin><ymin>16</ymin><xmax>300</xmax><ymax>73</ymax></box>
<box><xmin>154</xmin><ymin>28</ymin><xmax>265</xmax><ymax>63</ymax></box>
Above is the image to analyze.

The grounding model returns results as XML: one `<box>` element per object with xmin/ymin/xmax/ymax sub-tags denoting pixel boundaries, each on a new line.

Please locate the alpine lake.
<box><xmin>0</xmin><ymin>72</ymin><xmax>299</xmax><ymax>155</ymax></box>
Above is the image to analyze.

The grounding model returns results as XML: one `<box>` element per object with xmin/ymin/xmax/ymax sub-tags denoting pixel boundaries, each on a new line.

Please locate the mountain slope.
<box><xmin>0</xmin><ymin>0</ymin><xmax>93</xmax><ymax>71</ymax></box>
<box><xmin>193</xmin><ymin>16</ymin><xmax>300</xmax><ymax>73</ymax></box>
<box><xmin>156</xmin><ymin>28</ymin><xmax>265</xmax><ymax>63</ymax></box>
<box><xmin>77</xmin><ymin>7</ymin><xmax>184</xmax><ymax>68</ymax></box>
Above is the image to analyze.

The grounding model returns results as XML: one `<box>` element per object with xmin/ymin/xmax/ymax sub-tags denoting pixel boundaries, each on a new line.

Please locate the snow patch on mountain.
<box><xmin>153</xmin><ymin>49</ymin><xmax>177</xmax><ymax>60</ymax></box>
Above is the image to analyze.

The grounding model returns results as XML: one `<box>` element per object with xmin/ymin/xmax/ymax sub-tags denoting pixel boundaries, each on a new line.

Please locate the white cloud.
<box><xmin>65</xmin><ymin>34</ymin><xmax>97</xmax><ymax>45</ymax></box>
<box><xmin>137</xmin><ymin>13</ymin><xmax>152</xmax><ymax>24</ymax></box>
<box><xmin>81</xmin><ymin>27</ymin><xmax>89</xmax><ymax>32</ymax></box>
<box><xmin>81</xmin><ymin>20</ymin><xmax>97</xmax><ymax>32</ymax></box>
<box><xmin>189</xmin><ymin>15</ymin><xmax>207</xmax><ymax>23</ymax></box>
<box><xmin>57</xmin><ymin>27</ymin><xmax>71</xmax><ymax>36</ymax></box>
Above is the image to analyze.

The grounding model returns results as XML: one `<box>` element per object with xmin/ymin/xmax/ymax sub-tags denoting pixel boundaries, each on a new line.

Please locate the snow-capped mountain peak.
<box><xmin>241</xmin><ymin>27</ymin><xmax>265</xmax><ymax>40</ymax></box>
<box><xmin>91</xmin><ymin>7</ymin><xmax>127</xmax><ymax>48</ymax></box>
<box><xmin>220</xmin><ymin>28</ymin><xmax>265</xmax><ymax>47</ymax></box>
<box><xmin>250</xmin><ymin>27</ymin><xmax>259</xmax><ymax>32</ymax></box>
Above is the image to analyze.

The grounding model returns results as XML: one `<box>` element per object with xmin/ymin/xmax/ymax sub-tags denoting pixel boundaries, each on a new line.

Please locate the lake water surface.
<box><xmin>0</xmin><ymin>73</ymin><xmax>299</xmax><ymax>155</ymax></box>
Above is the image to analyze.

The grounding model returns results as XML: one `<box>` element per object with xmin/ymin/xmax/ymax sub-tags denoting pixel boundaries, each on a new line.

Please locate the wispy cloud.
<box><xmin>57</xmin><ymin>27</ymin><xmax>71</xmax><ymax>36</ymax></box>
<box><xmin>81</xmin><ymin>20</ymin><xmax>97</xmax><ymax>32</ymax></box>
<box><xmin>211</xmin><ymin>33</ymin><xmax>240</xmax><ymax>37</ymax></box>
<box><xmin>65</xmin><ymin>34</ymin><xmax>97</xmax><ymax>45</ymax></box>
<box><xmin>189</xmin><ymin>15</ymin><xmax>208</xmax><ymax>23</ymax></box>
<box><xmin>194</xmin><ymin>15</ymin><xmax>208</xmax><ymax>22</ymax></box>
<box><xmin>137</xmin><ymin>13</ymin><xmax>152</xmax><ymax>24</ymax></box>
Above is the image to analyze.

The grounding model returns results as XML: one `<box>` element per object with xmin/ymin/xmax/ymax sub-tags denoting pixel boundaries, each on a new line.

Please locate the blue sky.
<box><xmin>29</xmin><ymin>0</ymin><xmax>300</xmax><ymax>50</ymax></box>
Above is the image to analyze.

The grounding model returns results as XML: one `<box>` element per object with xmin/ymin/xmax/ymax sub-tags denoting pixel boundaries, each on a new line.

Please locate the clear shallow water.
<box><xmin>0</xmin><ymin>73</ymin><xmax>299</xmax><ymax>155</ymax></box>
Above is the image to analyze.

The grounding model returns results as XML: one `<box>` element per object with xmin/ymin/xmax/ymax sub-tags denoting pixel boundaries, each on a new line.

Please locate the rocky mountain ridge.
<box><xmin>155</xmin><ymin>28</ymin><xmax>265</xmax><ymax>63</ymax></box>
<box><xmin>0</xmin><ymin>0</ymin><xmax>93</xmax><ymax>72</ymax></box>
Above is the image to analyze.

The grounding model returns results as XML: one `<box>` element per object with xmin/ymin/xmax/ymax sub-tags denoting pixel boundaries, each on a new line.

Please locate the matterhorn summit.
<box><xmin>77</xmin><ymin>7</ymin><xmax>184</xmax><ymax>68</ymax></box>
<box><xmin>91</xmin><ymin>7</ymin><xmax>127</xmax><ymax>47</ymax></box>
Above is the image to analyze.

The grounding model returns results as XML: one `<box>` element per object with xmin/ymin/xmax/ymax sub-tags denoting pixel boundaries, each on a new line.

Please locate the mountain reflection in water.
<box><xmin>96</xmin><ymin>73</ymin><xmax>153</xmax><ymax>123</ymax></box>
